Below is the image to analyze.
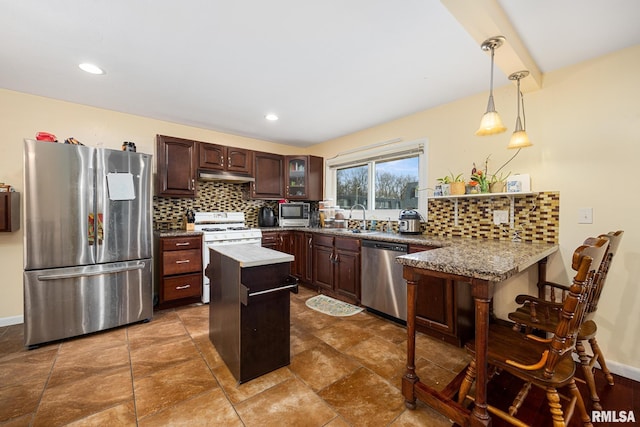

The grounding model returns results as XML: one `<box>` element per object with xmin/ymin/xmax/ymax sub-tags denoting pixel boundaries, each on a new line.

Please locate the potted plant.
<box><xmin>489</xmin><ymin>171</ymin><xmax>510</xmax><ymax>193</ymax></box>
<box><xmin>438</xmin><ymin>173</ymin><xmax>465</xmax><ymax>195</ymax></box>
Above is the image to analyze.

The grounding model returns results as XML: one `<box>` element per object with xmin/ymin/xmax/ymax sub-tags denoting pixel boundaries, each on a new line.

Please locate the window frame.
<box><xmin>325</xmin><ymin>138</ymin><xmax>428</xmax><ymax>220</ymax></box>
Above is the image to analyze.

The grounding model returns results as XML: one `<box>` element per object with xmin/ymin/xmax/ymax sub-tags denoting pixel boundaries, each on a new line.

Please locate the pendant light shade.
<box><xmin>476</xmin><ymin>36</ymin><xmax>507</xmax><ymax>136</ymax></box>
<box><xmin>507</xmin><ymin>71</ymin><xmax>532</xmax><ymax>149</ymax></box>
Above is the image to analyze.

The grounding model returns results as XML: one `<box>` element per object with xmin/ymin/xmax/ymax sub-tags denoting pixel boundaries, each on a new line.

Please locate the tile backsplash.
<box><xmin>154</xmin><ymin>183</ymin><xmax>559</xmax><ymax>245</ymax></box>
<box><xmin>153</xmin><ymin>181</ymin><xmax>275</xmax><ymax>230</ymax></box>
<box><xmin>423</xmin><ymin>191</ymin><xmax>559</xmax><ymax>244</ymax></box>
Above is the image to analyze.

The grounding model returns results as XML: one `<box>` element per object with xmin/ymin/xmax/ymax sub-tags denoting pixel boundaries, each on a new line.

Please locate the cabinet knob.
<box><xmin>175</xmin><ymin>242</ymin><xmax>190</xmax><ymax>247</ymax></box>
<box><xmin>175</xmin><ymin>260</ymin><xmax>190</xmax><ymax>264</ymax></box>
<box><xmin>175</xmin><ymin>284</ymin><xmax>191</xmax><ymax>290</ymax></box>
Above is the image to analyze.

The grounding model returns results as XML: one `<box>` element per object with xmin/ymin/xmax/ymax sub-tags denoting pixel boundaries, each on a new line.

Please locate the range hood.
<box><xmin>198</xmin><ymin>170</ymin><xmax>255</xmax><ymax>183</ymax></box>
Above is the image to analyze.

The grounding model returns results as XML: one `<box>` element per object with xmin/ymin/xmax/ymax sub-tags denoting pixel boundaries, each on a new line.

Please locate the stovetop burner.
<box><xmin>201</xmin><ymin>227</ymin><xmax>226</xmax><ymax>232</ymax></box>
<box><xmin>228</xmin><ymin>226</ymin><xmax>250</xmax><ymax>231</ymax></box>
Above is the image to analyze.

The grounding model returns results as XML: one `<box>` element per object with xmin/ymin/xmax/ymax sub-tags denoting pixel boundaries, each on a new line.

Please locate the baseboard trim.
<box><xmin>0</xmin><ymin>315</ymin><xmax>23</xmax><ymax>328</ymax></box>
<box><xmin>607</xmin><ymin>360</ymin><xmax>640</xmax><ymax>382</ymax></box>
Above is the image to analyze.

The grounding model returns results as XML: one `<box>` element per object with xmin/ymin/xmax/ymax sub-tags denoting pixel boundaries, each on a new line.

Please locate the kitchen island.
<box><xmin>207</xmin><ymin>244</ymin><xmax>297</xmax><ymax>383</ymax></box>
<box><xmin>396</xmin><ymin>240</ymin><xmax>558</xmax><ymax>426</ymax></box>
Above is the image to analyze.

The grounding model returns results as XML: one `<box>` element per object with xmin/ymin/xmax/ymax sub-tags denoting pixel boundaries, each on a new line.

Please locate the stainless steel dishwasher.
<box><xmin>361</xmin><ymin>240</ymin><xmax>408</xmax><ymax>321</ymax></box>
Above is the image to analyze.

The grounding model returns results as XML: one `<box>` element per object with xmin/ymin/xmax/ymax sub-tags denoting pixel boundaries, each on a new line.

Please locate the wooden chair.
<box><xmin>457</xmin><ymin>237</ymin><xmax>609</xmax><ymax>427</ymax></box>
<box><xmin>508</xmin><ymin>231</ymin><xmax>623</xmax><ymax>410</ymax></box>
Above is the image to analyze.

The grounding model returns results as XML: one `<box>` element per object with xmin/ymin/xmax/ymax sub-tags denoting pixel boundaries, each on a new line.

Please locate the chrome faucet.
<box><xmin>349</xmin><ymin>204</ymin><xmax>367</xmax><ymax>230</ymax></box>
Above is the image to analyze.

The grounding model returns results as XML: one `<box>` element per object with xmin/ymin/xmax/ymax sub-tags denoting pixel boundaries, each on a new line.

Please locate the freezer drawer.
<box><xmin>24</xmin><ymin>259</ymin><xmax>153</xmax><ymax>347</ymax></box>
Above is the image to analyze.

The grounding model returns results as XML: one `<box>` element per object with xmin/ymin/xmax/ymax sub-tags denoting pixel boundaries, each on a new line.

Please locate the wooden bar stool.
<box><xmin>508</xmin><ymin>231</ymin><xmax>623</xmax><ymax>410</ymax></box>
<box><xmin>458</xmin><ymin>237</ymin><xmax>608</xmax><ymax>426</ymax></box>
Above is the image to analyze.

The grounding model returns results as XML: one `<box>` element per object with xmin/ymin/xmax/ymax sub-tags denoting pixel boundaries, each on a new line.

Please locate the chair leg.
<box><xmin>590</xmin><ymin>337</ymin><xmax>615</xmax><ymax>386</ymax></box>
<box><xmin>509</xmin><ymin>381</ymin><xmax>532</xmax><ymax>416</ymax></box>
<box><xmin>546</xmin><ymin>386</ymin><xmax>567</xmax><ymax>427</ymax></box>
<box><xmin>457</xmin><ymin>359</ymin><xmax>476</xmax><ymax>405</ymax></box>
<box><xmin>576</xmin><ymin>339</ymin><xmax>602</xmax><ymax>410</ymax></box>
<box><xmin>567</xmin><ymin>379</ymin><xmax>594</xmax><ymax>427</ymax></box>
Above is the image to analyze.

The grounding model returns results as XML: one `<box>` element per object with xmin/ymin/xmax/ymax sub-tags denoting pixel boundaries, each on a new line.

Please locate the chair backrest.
<box><xmin>544</xmin><ymin>236</ymin><xmax>609</xmax><ymax>378</ymax></box>
<box><xmin>588</xmin><ymin>230</ymin><xmax>624</xmax><ymax>314</ymax></box>
<box><xmin>547</xmin><ymin>235</ymin><xmax>609</xmax><ymax>305</ymax></box>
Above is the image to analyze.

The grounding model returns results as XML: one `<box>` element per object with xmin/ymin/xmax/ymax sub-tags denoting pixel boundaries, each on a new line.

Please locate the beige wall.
<box><xmin>308</xmin><ymin>45</ymin><xmax>640</xmax><ymax>376</ymax></box>
<box><xmin>0</xmin><ymin>91</ymin><xmax>293</xmax><ymax>323</ymax></box>
<box><xmin>1</xmin><ymin>45</ymin><xmax>638</xmax><ymax>376</ymax></box>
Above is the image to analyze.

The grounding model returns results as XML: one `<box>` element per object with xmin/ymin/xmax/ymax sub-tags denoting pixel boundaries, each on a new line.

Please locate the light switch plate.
<box><xmin>578</xmin><ymin>207</ymin><xmax>593</xmax><ymax>224</ymax></box>
<box><xmin>493</xmin><ymin>210</ymin><xmax>509</xmax><ymax>225</ymax></box>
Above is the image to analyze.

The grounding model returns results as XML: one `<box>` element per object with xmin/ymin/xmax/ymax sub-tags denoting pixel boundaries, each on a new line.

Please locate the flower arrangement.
<box><xmin>470</xmin><ymin>169</ymin><xmax>489</xmax><ymax>193</ymax></box>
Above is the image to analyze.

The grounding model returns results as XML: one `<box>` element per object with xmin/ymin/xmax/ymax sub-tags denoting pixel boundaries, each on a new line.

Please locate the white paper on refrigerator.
<box><xmin>107</xmin><ymin>172</ymin><xmax>136</xmax><ymax>200</ymax></box>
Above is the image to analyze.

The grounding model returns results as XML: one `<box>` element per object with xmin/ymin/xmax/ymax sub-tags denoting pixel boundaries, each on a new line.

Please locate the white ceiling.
<box><xmin>1</xmin><ymin>1</ymin><xmax>638</xmax><ymax>147</ymax></box>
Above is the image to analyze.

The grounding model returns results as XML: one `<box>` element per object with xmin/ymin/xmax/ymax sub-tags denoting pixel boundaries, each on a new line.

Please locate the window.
<box><xmin>336</xmin><ymin>164</ymin><xmax>368</xmax><ymax>208</ymax></box>
<box><xmin>326</xmin><ymin>139</ymin><xmax>427</xmax><ymax>218</ymax></box>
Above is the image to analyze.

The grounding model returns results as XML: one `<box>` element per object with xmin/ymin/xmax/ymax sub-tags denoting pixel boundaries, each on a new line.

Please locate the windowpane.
<box><xmin>336</xmin><ymin>164</ymin><xmax>368</xmax><ymax>209</ymax></box>
<box><xmin>375</xmin><ymin>156</ymin><xmax>419</xmax><ymax>210</ymax></box>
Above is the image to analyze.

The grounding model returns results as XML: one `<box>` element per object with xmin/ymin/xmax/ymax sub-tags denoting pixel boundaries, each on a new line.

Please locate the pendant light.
<box><xmin>507</xmin><ymin>70</ymin><xmax>532</xmax><ymax>149</ymax></box>
<box><xmin>475</xmin><ymin>36</ymin><xmax>507</xmax><ymax>136</ymax></box>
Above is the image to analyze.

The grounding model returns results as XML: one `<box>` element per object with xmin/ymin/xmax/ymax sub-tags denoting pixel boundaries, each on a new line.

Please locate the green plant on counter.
<box><xmin>489</xmin><ymin>171</ymin><xmax>510</xmax><ymax>184</ymax></box>
<box><xmin>437</xmin><ymin>172</ymin><xmax>464</xmax><ymax>184</ymax></box>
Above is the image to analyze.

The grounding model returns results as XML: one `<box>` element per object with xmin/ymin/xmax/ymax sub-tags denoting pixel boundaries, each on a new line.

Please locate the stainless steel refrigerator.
<box><xmin>23</xmin><ymin>139</ymin><xmax>153</xmax><ymax>347</ymax></box>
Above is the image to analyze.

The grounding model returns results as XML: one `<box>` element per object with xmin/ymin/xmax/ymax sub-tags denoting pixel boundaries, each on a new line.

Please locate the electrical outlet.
<box><xmin>578</xmin><ymin>207</ymin><xmax>593</xmax><ymax>224</ymax></box>
<box><xmin>493</xmin><ymin>210</ymin><xmax>509</xmax><ymax>225</ymax></box>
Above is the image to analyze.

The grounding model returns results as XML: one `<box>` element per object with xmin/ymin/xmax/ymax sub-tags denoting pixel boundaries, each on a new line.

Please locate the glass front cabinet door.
<box><xmin>284</xmin><ymin>155</ymin><xmax>323</xmax><ymax>201</ymax></box>
<box><xmin>286</xmin><ymin>156</ymin><xmax>308</xmax><ymax>199</ymax></box>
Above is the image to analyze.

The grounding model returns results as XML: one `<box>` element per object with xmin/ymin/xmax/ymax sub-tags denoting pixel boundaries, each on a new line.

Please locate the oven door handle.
<box><xmin>240</xmin><ymin>276</ymin><xmax>299</xmax><ymax>306</ymax></box>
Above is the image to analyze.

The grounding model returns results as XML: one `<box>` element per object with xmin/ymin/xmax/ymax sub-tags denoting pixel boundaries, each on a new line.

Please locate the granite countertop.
<box><xmin>260</xmin><ymin>226</ymin><xmax>453</xmax><ymax>246</ymax></box>
<box><xmin>210</xmin><ymin>244</ymin><xmax>294</xmax><ymax>268</ymax></box>
<box><xmin>264</xmin><ymin>226</ymin><xmax>557</xmax><ymax>283</ymax></box>
<box><xmin>396</xmin><ymin>239</ymin><xmax>558</xmax><ymax>282</ymax></box>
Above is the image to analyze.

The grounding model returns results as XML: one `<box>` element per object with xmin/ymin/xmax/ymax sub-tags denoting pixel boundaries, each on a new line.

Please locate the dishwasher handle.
<box><xmin>361</xmin><ymin>240</ymin><xmax>408</xmax><ymax>253</ymax></box>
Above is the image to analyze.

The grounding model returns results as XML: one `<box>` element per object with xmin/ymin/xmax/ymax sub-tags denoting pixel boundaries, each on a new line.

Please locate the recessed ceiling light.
<box><xmin>265</xmin><ymin>114</ymin><xmax>279</xmax><ymax>121</ymax></box>
<box><xmin>79</xmin><ymin>63</ymin><xmax>105</xmax><ymax>75</ymax></box>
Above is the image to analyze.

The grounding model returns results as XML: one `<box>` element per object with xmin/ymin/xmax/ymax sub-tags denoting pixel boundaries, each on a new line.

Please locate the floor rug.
<box><xmin>305</xmin><ymin>294</ymin><xmax>364</xmax><ymax>317</ymax></box>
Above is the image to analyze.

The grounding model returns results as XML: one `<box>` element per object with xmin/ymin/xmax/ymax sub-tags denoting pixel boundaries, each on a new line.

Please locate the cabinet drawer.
<box><xmin>314</xmin><ymin>234</ymin><xmax>334</xmax><ymax>248</ymax></box>
<box><xmin>161</xmin><ymin>235</ymin><xmax>202</xmax><ymax>251</ymax></box>
<box><xmin>335</xmin><ymin>236</ymin><xmax>360</xmax><ymax>252</ymax></box>
<box><xmin>163</xmin><ymin>249</ymin><xmax>202</xmax><ymax>275</ymax></box>
<box><xmin>262</xmin><ymin>233</ymin><xmax>278</xmax><ymax>244</ymax></box>
<box><xmin>163</xmin><ymin>273</ymin><xmax>202</xmax><ymax>300</ymax></box>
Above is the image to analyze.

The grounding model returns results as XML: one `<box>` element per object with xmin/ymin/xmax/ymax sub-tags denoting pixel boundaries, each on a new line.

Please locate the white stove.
<box><xmin>195</xmin><ymin>212</ymin><xmax>262</xmax><ymax>303</ymax></box>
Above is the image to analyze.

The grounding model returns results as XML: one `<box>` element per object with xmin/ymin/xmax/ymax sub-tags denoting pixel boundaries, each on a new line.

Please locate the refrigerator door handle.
<box><xmin>37</xmin><ymin>263</ymin><xmax>146</xmax><ymax>281</ymax></box>
<box><xmin>97</xmin><ymin>213</ymin><xmax>104</xmax><ymax>245</ymax></box>
<box><xmin>88</xmin><ymin>213</ymin><xmax>95</xmax><ymax>245</ymax></box>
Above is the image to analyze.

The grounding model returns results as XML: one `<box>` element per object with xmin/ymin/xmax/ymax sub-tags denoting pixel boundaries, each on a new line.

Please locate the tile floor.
<box><xmin>0</xmin><ymin>287</ymin><xmax>470</xmax><ymax>426</ymax></box>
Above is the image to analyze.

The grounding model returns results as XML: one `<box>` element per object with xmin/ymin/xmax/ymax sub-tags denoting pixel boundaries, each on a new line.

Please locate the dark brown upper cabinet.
<box><xmin>198</xmin><ymin>143</ymin><xmax>252</xmax><ymax>175</ymax></box>
<box><xmin>156</xmin><ymin>135</ymin><xmax>198</xmax><ymax>198</ymax></box>
<box><xmin>251</xmin><ymin>151</ymin><xmax>284</xmax><ymax>200</ymax></box>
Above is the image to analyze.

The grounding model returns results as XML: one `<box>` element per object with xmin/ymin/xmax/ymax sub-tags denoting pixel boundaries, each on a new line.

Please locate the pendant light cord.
<box><xmin>493</xmin><ymin>148</ymin><xmax>521</xmax><ymax>177</ymax></box>
<box><xmin>489</xmin><ymin>47</ymin><xmax>495</xmax><ymax>96</ymax></box>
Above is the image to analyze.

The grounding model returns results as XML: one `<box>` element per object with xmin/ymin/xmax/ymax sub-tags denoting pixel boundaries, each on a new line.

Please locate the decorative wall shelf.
<box><xmin>427</xmin><ymin>192</ymin><xmax>538</xmax><ymax>227</ymax></box>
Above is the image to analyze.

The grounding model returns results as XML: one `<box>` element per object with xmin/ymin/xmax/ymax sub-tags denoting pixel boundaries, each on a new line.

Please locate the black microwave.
<box><xmin>278</xmin><ymin>202</ymin><xmax>310</xmax><ymax>227</ymax></box>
